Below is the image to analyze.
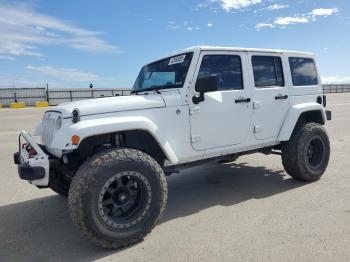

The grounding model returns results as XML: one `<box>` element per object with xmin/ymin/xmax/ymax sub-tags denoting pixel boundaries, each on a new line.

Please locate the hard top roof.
<box><xmin>182</xmin><ymin>45</ymin><xmax>314</xmax><ymax>56</ymax></box>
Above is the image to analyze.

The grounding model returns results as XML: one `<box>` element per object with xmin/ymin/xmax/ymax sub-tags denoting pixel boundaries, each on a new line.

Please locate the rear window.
<box><xmin>252</xmin><ymin>56</ymin><xmax>284</xmax><ymax>88</ymax></box>
<box><xmin>289</xmin><ymin>57</ymin><xmax>318</xmax><ymax>86</ymax></box>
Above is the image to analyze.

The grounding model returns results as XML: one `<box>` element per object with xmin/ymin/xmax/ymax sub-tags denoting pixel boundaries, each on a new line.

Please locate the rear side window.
<box><xmin>197</xmin><ymin>55</ymin><xmax>243</xmax><ymax>91</ymax></box>
<box><xmin>289</xmin><ymin>57</ymin><xmax>318</xmax><ymax>86</ymax></box>
<box><xmin>252</xmin><ymin>56</ymin><xmax>284</xmax><ymax>88</ymax></box>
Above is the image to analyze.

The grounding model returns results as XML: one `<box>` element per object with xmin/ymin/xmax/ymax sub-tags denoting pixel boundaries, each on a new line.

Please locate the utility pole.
<box><xmin>46</xmin><ymin>83</ymin><xmax>49</xmax><ymax>103</ymax></box>
<box><xmin>90</xmin><ymin>83</ymin><xmax>94</xmax><ymax>98</ymax></box>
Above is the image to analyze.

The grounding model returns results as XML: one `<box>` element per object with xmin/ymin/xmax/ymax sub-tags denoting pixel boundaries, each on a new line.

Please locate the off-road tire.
<box><xmin>282</xmin><ymin>122</ymin><xmax>330</xmax><ymax>181</ymax></box>
<box><xmin>68</xmin><ymin>148</ymin><xmax>167</xmax><ymax>249</ymax></box>
<box><xmin>49</xmin><ymin>172</ymin><xmax>71</xmax><ymax>196</ymax></box>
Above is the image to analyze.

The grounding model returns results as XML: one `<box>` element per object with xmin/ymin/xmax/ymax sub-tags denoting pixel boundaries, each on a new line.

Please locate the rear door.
<box><xmin>248</xmin><ymin>53</ymin><xmax>290</xmax><ymax>140</ymax></box>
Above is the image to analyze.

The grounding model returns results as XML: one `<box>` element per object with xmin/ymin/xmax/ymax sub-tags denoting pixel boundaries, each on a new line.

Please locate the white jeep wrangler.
<box><xmin>14</xmin><ymin>46</ymin><xmax>331</xmax><ymax>249</ymax></box>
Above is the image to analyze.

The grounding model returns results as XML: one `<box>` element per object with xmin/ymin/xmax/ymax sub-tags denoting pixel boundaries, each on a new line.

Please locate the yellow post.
<box><xmin>35</xmin><ymin>101</ymin><xmax>49</xmax><ymax>108</ymax></box>
<box><xmin>0</xmin><ymin>103</ymin><xmax>2</xmax><ymax>109</ymax></box>
<box><xmin>10</xmin><ymin>102</ymin><xmax>26</xmax><ymax>109</ymax></box>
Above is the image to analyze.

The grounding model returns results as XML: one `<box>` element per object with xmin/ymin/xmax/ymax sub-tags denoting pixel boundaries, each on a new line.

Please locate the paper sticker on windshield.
<box><xmin>168</xmin><ymin>54</ymin><xmax>186</xmax><ymax>65</ymax></box>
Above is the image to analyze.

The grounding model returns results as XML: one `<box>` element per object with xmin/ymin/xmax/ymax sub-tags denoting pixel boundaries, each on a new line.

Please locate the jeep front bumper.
<box><xmin>14</xmin><ymin>130</ymin><xmax>50</xmax><ymax>187</ymax></box>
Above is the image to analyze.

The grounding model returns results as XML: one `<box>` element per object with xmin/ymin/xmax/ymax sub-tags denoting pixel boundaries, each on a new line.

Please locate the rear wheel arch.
<box><xmin>298</xmin><ymin>110</ymin><xmax>325</xmax><ymax>125</ymax></box>
<box><xmin>278</xmin><ymin>107</ymin><xmax>326</xmax><ymax>142</ymax></box>
<box><xmin>287</xmin><ymin>110</ymin><xmax>326</xmax><ymax>139</ymax></box>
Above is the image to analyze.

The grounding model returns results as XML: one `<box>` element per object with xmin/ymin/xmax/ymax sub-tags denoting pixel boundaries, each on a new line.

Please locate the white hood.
<box><xmin>53</xmin><ymin>94</ymin><xmax>165</xmax><ymax>118</ymax></box>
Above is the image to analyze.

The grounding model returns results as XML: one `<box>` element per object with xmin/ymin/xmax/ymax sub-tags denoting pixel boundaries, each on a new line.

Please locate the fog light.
<box><xmin>71</xmin><ymin>135</ymin><xmax>80</xmax><ymax>145</ymax></box>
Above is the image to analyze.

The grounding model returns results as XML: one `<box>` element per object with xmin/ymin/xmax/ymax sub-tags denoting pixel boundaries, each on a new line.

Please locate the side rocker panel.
<box><xmin>277</xmin><ymin>103</ymin><xmax>327</xmax><ymax>142</ymax></box>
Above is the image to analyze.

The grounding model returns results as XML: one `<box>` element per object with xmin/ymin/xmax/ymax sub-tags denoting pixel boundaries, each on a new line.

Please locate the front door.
<box><xmin>189</xmin><ymin>51</ymin><xmax>252</xmax><ymax>151</ymax></box>
<box><xmin>248</xmin><ymin>53</ymin><xmax>290</xmax><ymax>140</ymax></box>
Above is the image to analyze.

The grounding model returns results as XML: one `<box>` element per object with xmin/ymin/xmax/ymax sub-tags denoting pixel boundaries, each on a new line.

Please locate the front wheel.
<box><xmin>281</xmin><ymin>122</ymin><xmax>330</xmax><ymax>182</ymax></box>
<box><xmin>49</xmin><ymin>171</ymin><xmax>71</xmax><ymax>196</ymax></box>
<box><xmin>68</xmin><ymin>148</ymin><xmax>168</xmax><ymax>249</ymax></box>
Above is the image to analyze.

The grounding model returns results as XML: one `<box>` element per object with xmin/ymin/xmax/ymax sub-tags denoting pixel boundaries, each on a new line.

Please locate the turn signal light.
<box><xmin>71</xmin><ymin>135</ymin><xmax>80</xmax><ymax>145</ymax></box>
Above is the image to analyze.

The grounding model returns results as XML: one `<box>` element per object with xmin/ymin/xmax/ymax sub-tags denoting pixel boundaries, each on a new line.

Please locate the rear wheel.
<box><xmin>281</xmin><ymin>122</ymin><xmax>330</xmax><ymax>181</ymax></box>
<box><xmin>68</xmin><ymin>148</ymin><xmax>167</xmax><ymax>249</ymax></box>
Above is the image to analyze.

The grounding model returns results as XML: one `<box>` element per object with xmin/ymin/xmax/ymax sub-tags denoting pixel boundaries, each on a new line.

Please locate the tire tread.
<box><xmin>68</xmin><ymin>148</ymin><xmax>167</xmax><ymax>249</ymax></box>
<box><xmin>281</xmin><ymin>122</ymin><xmax>330</xmax><ymax>181</ymax></box>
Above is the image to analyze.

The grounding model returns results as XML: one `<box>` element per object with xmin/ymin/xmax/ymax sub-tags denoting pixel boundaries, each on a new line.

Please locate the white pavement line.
<box><xmin>328</xmin><ymin>103</ymin><xmax>350</xmax><ymax>107</ymax></box>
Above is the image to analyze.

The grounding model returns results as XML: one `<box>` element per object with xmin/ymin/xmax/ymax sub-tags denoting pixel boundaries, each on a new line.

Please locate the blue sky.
<box><xmin>0</xmin><ymin>0</ymin><xmax>349</xmax><ymax>88</ymax></box>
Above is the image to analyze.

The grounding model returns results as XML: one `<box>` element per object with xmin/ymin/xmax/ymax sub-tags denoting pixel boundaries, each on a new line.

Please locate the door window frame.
<box><xmin>190</xmin><ymin>51</ymin><xmax>250</xmax><ymax>104</ymax></box>
<box><xmin>195</xmin><ymin>54</ymin><xmax>245</xmax><ymax>92</ymax></box>
<box><xmin>251</xmin><ymin>55</ymin><xmax>285</xmax><ymax>88</ymax></box>
<box><xmin>248</xmin><ymin>53</ymin><xmax>287</xmax><ymax>90</ymax></box>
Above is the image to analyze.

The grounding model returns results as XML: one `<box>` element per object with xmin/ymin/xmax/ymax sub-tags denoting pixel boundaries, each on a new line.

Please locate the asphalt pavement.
<box><xmin>0</xmin><ymin>93</ymin><xmax>349</xmax><ymax>262</ymax></box>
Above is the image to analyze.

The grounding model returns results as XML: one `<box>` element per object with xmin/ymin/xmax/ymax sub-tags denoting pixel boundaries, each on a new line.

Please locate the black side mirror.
<box><xmin>192</xmin><ymin>75</ymin><xmax>218</xmax><ymax>104</ymax></box>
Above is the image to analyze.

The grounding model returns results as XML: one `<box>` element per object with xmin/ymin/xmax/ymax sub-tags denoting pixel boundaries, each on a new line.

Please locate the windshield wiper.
<box><xmin>131</xmin><ymin>88</ymin><xmax>161</xmax><ymax>95</ymax></box>
<box><xmin>132</xmin><ymin>83</ymin><xmax>182</xmax><ymax>94</ymax></box>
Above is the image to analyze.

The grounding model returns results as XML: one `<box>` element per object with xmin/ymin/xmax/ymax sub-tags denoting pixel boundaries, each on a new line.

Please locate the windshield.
<box><xmin>132</xmin><ymin>52</ymin><xmax>193</xmax><ymax>93</ymax></box>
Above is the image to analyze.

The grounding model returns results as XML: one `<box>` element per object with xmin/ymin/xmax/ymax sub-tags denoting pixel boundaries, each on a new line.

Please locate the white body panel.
<box><xmin>189</xmin><ymin>51</ymin><xmax>252</xmax><ymax>150</ymax></box>
<box><xmin>247</xmin><ymin>51</ymin><xmax>290</xmax><ymax>141</ymax></box>
<box><xmin>278</xmin><ymin>102</ymin><xmax>326</xmax><ymax>141</ymax></box>
<box><xmin>55</xmin><ymin>95</ymin><xmax>165</xmax><ymax>118</ymax></box>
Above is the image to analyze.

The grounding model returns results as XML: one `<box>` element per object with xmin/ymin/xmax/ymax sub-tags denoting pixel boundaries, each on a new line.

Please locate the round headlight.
<box><xmin>72</xmin><ymin>109</ymin><xmax>80</xmax><ymax>123</ymax></box>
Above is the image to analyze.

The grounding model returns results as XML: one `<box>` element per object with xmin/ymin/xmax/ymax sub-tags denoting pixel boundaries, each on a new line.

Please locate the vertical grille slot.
<box><xmin>42</xmin><ymin>111</ymin><xmax>61</xmax><ymax>147</ymax></box>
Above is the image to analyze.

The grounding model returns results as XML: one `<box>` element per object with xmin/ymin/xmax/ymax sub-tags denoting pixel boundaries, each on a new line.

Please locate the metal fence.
<box><xmin>0</xmin><ymin>87</ymin><xmax>46</xmax><ymax>107</ymax></box>
<box><xmin>46</xmin><ymin>88</ymin><xmax>130</xmax><ymax>106</ymax></box>
<box><xmin>323</xmin><ymin>84</ymin><xmax>350</xmax><ymax>94</ymax></box>
<box><xmin>0</xmin><ymin>85</ymin><xmax>349</xmax><ymax>107</ymax></box>
<box><xmin>0</xmin><ymin>87</ymin><xmax>131</xmax><ymax>107</ymax></box>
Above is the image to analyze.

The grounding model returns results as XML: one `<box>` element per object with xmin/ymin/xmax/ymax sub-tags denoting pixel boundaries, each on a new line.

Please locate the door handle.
<box><xmin>235</xmin><ymin>98</ymin><xmax>251</xmax><ymax>103</ymax></box>
<box><xmin>275</xmin><ymin>95</ymin><xmax>288</xmax><ymax>100</ymax></box>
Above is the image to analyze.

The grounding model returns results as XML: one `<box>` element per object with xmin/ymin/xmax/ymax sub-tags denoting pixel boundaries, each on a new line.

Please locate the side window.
<box><xmin>196</xmin><ymin>55</ymin><xmax>243</xmax><ymax>91</ymax></box>
<box><xmin>289</xmin><ymin>57</ymin><xmax>318</xmax><ymax>86</ymax></box>
<box><xmin>252</xmin><ymin>56</ymin><xmax>284</xmax><ymax>88</ymax></box>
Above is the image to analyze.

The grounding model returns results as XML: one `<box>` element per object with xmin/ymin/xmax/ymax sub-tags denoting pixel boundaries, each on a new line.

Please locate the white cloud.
<box><xmin>257</xmin><ymin>7</ymin><xmax>339</xmax><ymax>29</ymax></box>
<box><xmin>0</xmin><ymin>75</ymin><xmax>47</xmax><ymax>88</ymax></box>
<box><xmin>219</xmin><ymin>0</ymin><xmax>262</xmax><ymax>11</ymax></box>
<box><xmin>322</xmin><ymin>76</ymin><xmax>350</xmax><ymax>84</ymax></box>
<box><xmin>26</xmin><ymin>65</ymin><xmax>112</xmax><ymax>82</ymax></box>
<box><xmin>266</xmin><ymin>4</ymin><xmax>289</xmax><ymax>10</ymax></box>
<box><xmin>311</xmin><ymin>8</ymin><xmax>338</xmax><ymax>17</ymax></box>
<box><xmin>0</xmin><ymin>4</ymin><xmax>119</xmax><ymax>58</ymax></box>
<box><xmin>255</xmin><ymin>23</ymin><xmax>274</xmax><ymax>29</ymax></box>
<box><xmin>0</xmin><ymin>55</ymin><xmax>16</xmax><ymax>61</ymax></box>
<box><xmin>166</xmin><ymin>21</ymin><xmax>181</xmax><ymax>30</ymax></box>
<box><xmin>166</xmin><ymin>21</ymin><xmax>200</xmax><ymax>31</ymax></box>
<box><xmin>207</xmin><ymin>23</ymin><xmax>213</xmax><ymax>27</ymax></box>
<box><xmin>274</xmin><ymin>16</ymin><xmax>309</xmax><ymax>25</ymax></box>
